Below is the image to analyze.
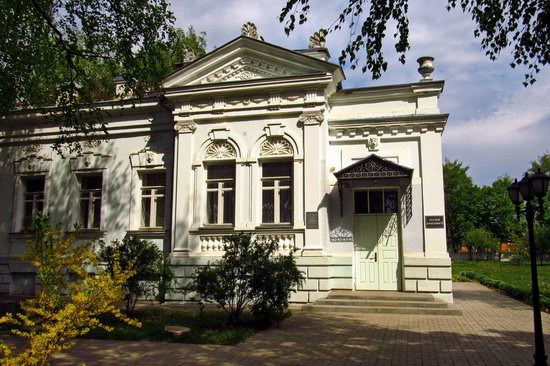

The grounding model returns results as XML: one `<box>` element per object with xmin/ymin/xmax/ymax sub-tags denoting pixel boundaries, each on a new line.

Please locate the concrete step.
<box><xmin>302</xmin><ymin>303</ymin><xmax>462</xmax><ymax>316</ymax></box>
<box><xmin>327</xmin><ymin>291</ymin><xmax>437</xmax><ymax>302</ymax></box>
<box><xmin>315</xmin><ymin>298</ymin><xmax>448</xmax><ymax>309</ymax></box>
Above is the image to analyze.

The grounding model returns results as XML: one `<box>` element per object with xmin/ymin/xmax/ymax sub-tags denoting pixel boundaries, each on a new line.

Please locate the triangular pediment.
<box><xmin>334</xmin><ymin>154</ymin><xmax>413</xmax><ymax>180</ymax></box>
<box><xmin>163</xmin><ymin>36</ymin><xmax>342</xmax><ymax>88</ymax></box>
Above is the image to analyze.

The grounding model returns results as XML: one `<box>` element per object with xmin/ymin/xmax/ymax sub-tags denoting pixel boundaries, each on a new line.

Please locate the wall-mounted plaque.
<box><xmin>425</xmin><ymin>215</ymin><xmax>445</xmax><ymax>229</ymax></box>
<box><xmin>306</xmin><ymin>212</ymin><xmax>319</xmax><ymax>229</ymax></box>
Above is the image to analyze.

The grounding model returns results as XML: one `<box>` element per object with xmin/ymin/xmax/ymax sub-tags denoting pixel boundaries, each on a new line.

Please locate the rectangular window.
<box><xmin>354</xmin><ymin>189</ymin><xmax>398</xmax><ymax>214</ymax></box>
<box><xmin>206</xmin><ymin>164</ymin><xmax>235</xmax><ymax>225</ymax></box>
<box><xmin>79</xmin><ymin>175</ymin><xmax>102</xmax><ymax>229</ymax></box>
<box><xmin>141</xmin><ymin>172</ymin><xmax>166</xmax><ymax>228</ymax></box>
<box><xmin>262</xmin><ymin>161</ymin><xmax>292</xmax><ymax>224</ymax></box>
<box><xmin>23</xmin><ymin>177</ymin><xmax>45</xmax><ymax>229</ymax></box>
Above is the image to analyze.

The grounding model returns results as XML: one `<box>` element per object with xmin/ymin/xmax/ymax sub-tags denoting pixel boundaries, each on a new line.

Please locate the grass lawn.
<box><xmin>81</xmin><ymin>306</ymin><xmax>262</xmax><ymax>345</ymax></box>
<box><xmin>452</xmin><ymin>260</ymin><xmax>550</xmax><ymax>299</ymax></box>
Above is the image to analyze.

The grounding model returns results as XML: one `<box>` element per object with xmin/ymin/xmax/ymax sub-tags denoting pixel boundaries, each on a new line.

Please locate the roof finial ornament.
<box><xmin>182</xmin><ymin>46</ymin><xmax>196</xmax><ymax>63</ymax></box>
<box><xmin>241</xmin><ymin>22</ymin><xmax>263</xmax><ymax>41</ymax></box>
<box><xmin>417</xmin><ymin>56</ymin><xmax>435</xmax><ymax>81</ymax></box>
<box><xmin>308</xmin><ymin>29</ymin><xmax>327</xmax><ymax>49</ymax></box>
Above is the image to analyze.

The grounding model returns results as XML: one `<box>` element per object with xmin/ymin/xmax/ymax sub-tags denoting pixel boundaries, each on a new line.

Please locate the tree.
<box><xmin>98</xmin><ymin>236</ymin><xmax>175</xmax><ymax>316</ymax></box>
<box><xmin>479</xmin><ymin>176</ymin><xmax>521</xmax><ymax>253</ymax></box>
<box><xmin>529</xmin><ymin>153</ymin><xmax>550</xmax><ymax>263</ymax></box>
<box><xmin>279</xmin><ymin>0</ymin><xmax>549</xmax><ymax>86</ymax></box>
<box><xmin>0</xmin><ymin>214</ymin><xmax>138</xmax><ymax>365</ymax></box>
<box><xmin>443</xmin><ymin>159</ymin><xmax>482</xmax><ymax>250</ymax></box>
<box><xmin>464</xmin><ymin>227</ymin><xmax>499</xmax><ymax>260</ymax></box>
<box><xmin>1</xmin><ymin>2</ymin><xmax>205</xmax><ymax>153</ymax></box>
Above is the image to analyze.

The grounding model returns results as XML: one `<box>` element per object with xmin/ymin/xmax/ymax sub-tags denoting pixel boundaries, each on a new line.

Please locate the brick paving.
<box><xmin>17</xmin><ymin>282</ymin><xmax>550</xmax><ymax>365</ymax></box>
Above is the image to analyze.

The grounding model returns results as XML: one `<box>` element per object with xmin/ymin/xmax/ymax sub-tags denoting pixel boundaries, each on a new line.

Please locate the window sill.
<box><xmin>255</xmin><ymin>224</ymin><xmax>295</xmax><ymax>230</ymax></box>
<box><xmin>126</xmin><ymin>229</ymin><xmax>168</xmax><ymax>239</ymax></box>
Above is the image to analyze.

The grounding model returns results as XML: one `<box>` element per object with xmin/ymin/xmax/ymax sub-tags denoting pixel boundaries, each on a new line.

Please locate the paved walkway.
<box><xmin>26</xmin><ymin>283</ymin><xmax>550</xmax><ymax>365</ymax></box>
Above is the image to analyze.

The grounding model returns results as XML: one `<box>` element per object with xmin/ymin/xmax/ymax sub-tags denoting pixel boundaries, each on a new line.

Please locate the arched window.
<box><xmin>259</xmin><ymin>138</ymin><xmax>293</xmax><ymax>224</ymax></box>
<box><xmin>204</xmin><ymin>142</ymin><xmax>237</xmax><ymax>225</ymax></box>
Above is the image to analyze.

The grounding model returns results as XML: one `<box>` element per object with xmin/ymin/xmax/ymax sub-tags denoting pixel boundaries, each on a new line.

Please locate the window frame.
<box><xmin>353</xmin><ymin>188</ymin><xmax>399</xmax><ymax>215</ymax></box>
<box><xmin>205</xmin><ymin>163</ymin><xmax>235</xmax><ymax>226</ymax></box>
<box><xmin>260</xmin><ymin>160</ymin><xmax>293</xmax><ymax>225</ymax></box>
<box><xmin>139</xmin><ymin>171</ymin><xmax>166</xmax><ymax>229</ymax></box>
<box><xmin>78</xmin><ymin>174</ymin><xmax>103</xmax><ymax>230</ymax></box>
<box><xmin>22</xmin><ymin>176</ymin><xmax>46</xmax><ymax>229</ymax></box>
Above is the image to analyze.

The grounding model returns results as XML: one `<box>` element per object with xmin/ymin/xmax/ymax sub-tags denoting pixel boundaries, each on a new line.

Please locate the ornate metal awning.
<box><xmin>333</xmin><ymin>154</ymin><xmax>413</xmax><ymax>180</ymax></box>
<box><xmin>333</xmin><ymin>154</ymin><xmax>413</xmax><ymax>217</ymax></box>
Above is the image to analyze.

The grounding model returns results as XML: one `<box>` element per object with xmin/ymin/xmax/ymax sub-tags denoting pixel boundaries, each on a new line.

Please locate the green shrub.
<box><xmin>98</xmin><ymin>236</ymin><xmax>175</xmax><ymax>316</ymax></box>
<box><xmin>185</xmin><ymin>233</ymin><xmax>304</xmax><ymax>324</ymax></box>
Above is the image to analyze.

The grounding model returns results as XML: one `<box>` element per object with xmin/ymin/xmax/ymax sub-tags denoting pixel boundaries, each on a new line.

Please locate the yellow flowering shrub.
<box><xmin>0</xmin><ymin>215</ymin><xmax>140</xmax><ymax>366</ymax></box>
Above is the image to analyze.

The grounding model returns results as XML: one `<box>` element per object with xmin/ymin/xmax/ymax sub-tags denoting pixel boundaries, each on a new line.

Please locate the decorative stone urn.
<box><xmin>417</xmin><ymin>56</ymin><xmax>435</xmax><ymax>80</ymax></box>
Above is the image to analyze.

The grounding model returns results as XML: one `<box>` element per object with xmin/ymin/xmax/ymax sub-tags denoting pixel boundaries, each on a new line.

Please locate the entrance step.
<box><xmin>302</xmin><ymin>291</ymin><xmax>461</xmax><ymax>316</ymax></box>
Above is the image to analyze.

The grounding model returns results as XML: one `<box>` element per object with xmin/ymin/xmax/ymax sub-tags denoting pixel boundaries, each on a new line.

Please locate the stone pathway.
<box><xmin>26</xmin><ymin>282</ymin><xmax>550</xmax><ymax>365</ymax></box>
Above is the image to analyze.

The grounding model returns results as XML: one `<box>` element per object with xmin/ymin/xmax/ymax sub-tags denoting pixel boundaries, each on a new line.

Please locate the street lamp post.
<box><xmin>507</xmin><ymin>169</ymin><xmax>549</xmax><ymax>366</ymax></box>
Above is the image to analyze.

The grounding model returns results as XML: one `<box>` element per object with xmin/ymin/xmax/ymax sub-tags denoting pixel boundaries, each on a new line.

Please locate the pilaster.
<box><xmin>419</xmin><ymin>131</ymin><xmax>447</xmax><ymax>255</ymax></box>
<box><xmin>300</xmin><ymin>111</ymin><xmax>324</xmax><ymax>250</ymax></box>
<box><xmin>171</xmin><ymin>119</ymin><xmax>197</xmax><ymax>256</ymax></box>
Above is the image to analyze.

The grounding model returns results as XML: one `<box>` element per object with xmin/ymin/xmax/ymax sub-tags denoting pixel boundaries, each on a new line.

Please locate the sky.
<box><xmin>171</xmin><ymin>0</ymin><xmax>550</xmax><ymax>186</ymax></box>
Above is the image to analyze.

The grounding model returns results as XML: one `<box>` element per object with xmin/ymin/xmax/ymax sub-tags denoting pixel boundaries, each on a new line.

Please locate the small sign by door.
<box><xmin>306</xmin><ymin>212</ymin><xmax>319</xmax><ymax>229</ymax></box>
<box><xmin>425</xmin><ymin>215</ymin><xmax>445</xmax><ymax>228</ymax></box>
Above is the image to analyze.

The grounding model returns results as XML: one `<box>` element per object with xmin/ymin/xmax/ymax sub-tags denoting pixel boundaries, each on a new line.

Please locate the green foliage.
<box><xmin>186</xmin><ymin>233</ymin><xmax>304</xmax><ymax>325</ymax></box>
<box><xmin>0</xmin><ymin>214</ymin><xmax>139</xmax><ymax>366</ymax></box>
<box><xmin>279</xmin><ymin>0</ymin><xmax>549</xmax><ymax>85</ymax></box>
<box><xmin>443</xmin><ymin>159</ymin><xmax>481</xmax><ymax>250</ymax></box>
<box><xmin>444</xmin><ymin>160</ymin><xmax>522</xmax><ymax>252</ymax></box>
<box><xmin>0</xmin><ymin>2</ymin><xmax>207</xmax><ymax>153</ymax></box>
<box><xmin>460</xmin><ymin>270</ymin><xmax>550</xmax><ymax>311</ymax></box>
<box><xmin>452</xmin><ymin>260</ymin><xmax>550</xmax><ymax>298</ymax></box>
<box><xmin>479</xmin><ymin>176</ymin><xmax>521</xmax><ymax>244</ymax></box>
<box><xmin>464</xmin><ymin>228</ymin><xmax>500</xmax><ymax>260</ymax></box>
<box><xmin>510</xmin><ymin>242</ymin><xmax>529</xmax><ymax>265</ymax></box>
<box><xmin>83</xmin><ymin>307</ymin><xmax>257</xmax><ymax>345</ymax></box>
<box><xmin>169</xmin><ymin>26</ymin><xmax>207</xmax><ymax>67</ymax></box>
<box><xmin>98</xmin><ymin>236</ymin><xmax>175</xmax><ymax>316</ymax></box>
<box><xmin>533</xmin><ymin>223</ymin><xmax>550</xmax><ymax>265</ymax></box>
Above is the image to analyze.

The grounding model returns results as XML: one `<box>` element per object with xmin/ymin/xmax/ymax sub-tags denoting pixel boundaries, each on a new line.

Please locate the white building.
<box><xmin>0</xmin><ymin>24</ymin><xmax>453</xmax><ymax>303</ymax></box>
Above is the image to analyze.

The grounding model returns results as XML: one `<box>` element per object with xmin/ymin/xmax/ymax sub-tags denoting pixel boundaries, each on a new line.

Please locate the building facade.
<box><xmin>0</xmin><ymin>25</ymin><xmax>453</xmax><ymax>302</ymax></box>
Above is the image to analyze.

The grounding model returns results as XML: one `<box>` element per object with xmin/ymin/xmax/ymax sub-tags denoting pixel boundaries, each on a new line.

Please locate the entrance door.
<box><xmin>353</xmin><ymin>189</ymin><xmax>400</xmax><ymax>291</ymax></box>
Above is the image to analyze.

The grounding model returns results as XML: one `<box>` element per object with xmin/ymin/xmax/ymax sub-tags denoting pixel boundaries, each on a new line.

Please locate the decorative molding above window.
<box><xmin>264</xmin><ymin>122</ymin><xmax>285</xmax><ymax>137</ymax></box>
<box><xmin>208</xmin><ymin>127</ymin><xmax>230</xmax><ymax>141</ymax></box>
<box><xmin>130</xmin><ymin>150</ymin><xmax>166</xmax><ymax>168</ymax></box>
<box><xmin>204</xmin><ymin>142</ymin><xmax>237</xmax><ymax>160</ymax></box>
<box><xmin>260</xmin><ymin>138</ymin><xmax>293</xmax><ymax>157</ymax></box>
<box><xmin>14</xmin><ymin>154</ymin><xmax>52</xmax><ymax>174</ymax></box>
<box><xmin>70</xmin><ymin>151</ymin><xmax>111</xmax><ymax>171</ymax></box>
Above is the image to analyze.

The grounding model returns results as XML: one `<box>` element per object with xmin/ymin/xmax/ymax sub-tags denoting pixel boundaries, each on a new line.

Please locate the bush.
<box><xmin>186</xmin><ymin>233</ymin><xmax>304</xmax><ymax>324</ymax></box>
<box><xmin>0</xmin><ymin>214</ymin><xmax>139</xmax><ymax>366</ymax></box>
<box><xmin>98</xmin><ymin>236</ymin><xmax>175</xmax><ymax>316</ymax></box>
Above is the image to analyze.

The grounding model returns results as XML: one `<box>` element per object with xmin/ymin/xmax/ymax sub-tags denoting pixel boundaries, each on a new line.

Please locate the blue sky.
<box><xmin>171</xmin><ymin>0</ymin><xmax>550</xmax><ymax>186</ymax></box>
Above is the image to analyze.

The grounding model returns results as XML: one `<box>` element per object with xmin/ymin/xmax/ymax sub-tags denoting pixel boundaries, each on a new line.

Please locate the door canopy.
<box><xmin>333</xmin><ymin>154</ymin><xmax>413</xmax><ymax>217</ymax></box>
<box><xmin>334</xmin><ymin>154</ymin><xmax>413</xmax><ymax>180</ymax></box>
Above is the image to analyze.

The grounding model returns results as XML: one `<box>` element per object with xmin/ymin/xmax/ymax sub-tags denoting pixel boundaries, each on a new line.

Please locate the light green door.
<box><xmin>354</xmin><ymin>214</ymin><xmax>400</xmax><ymax>290</ymax></box>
